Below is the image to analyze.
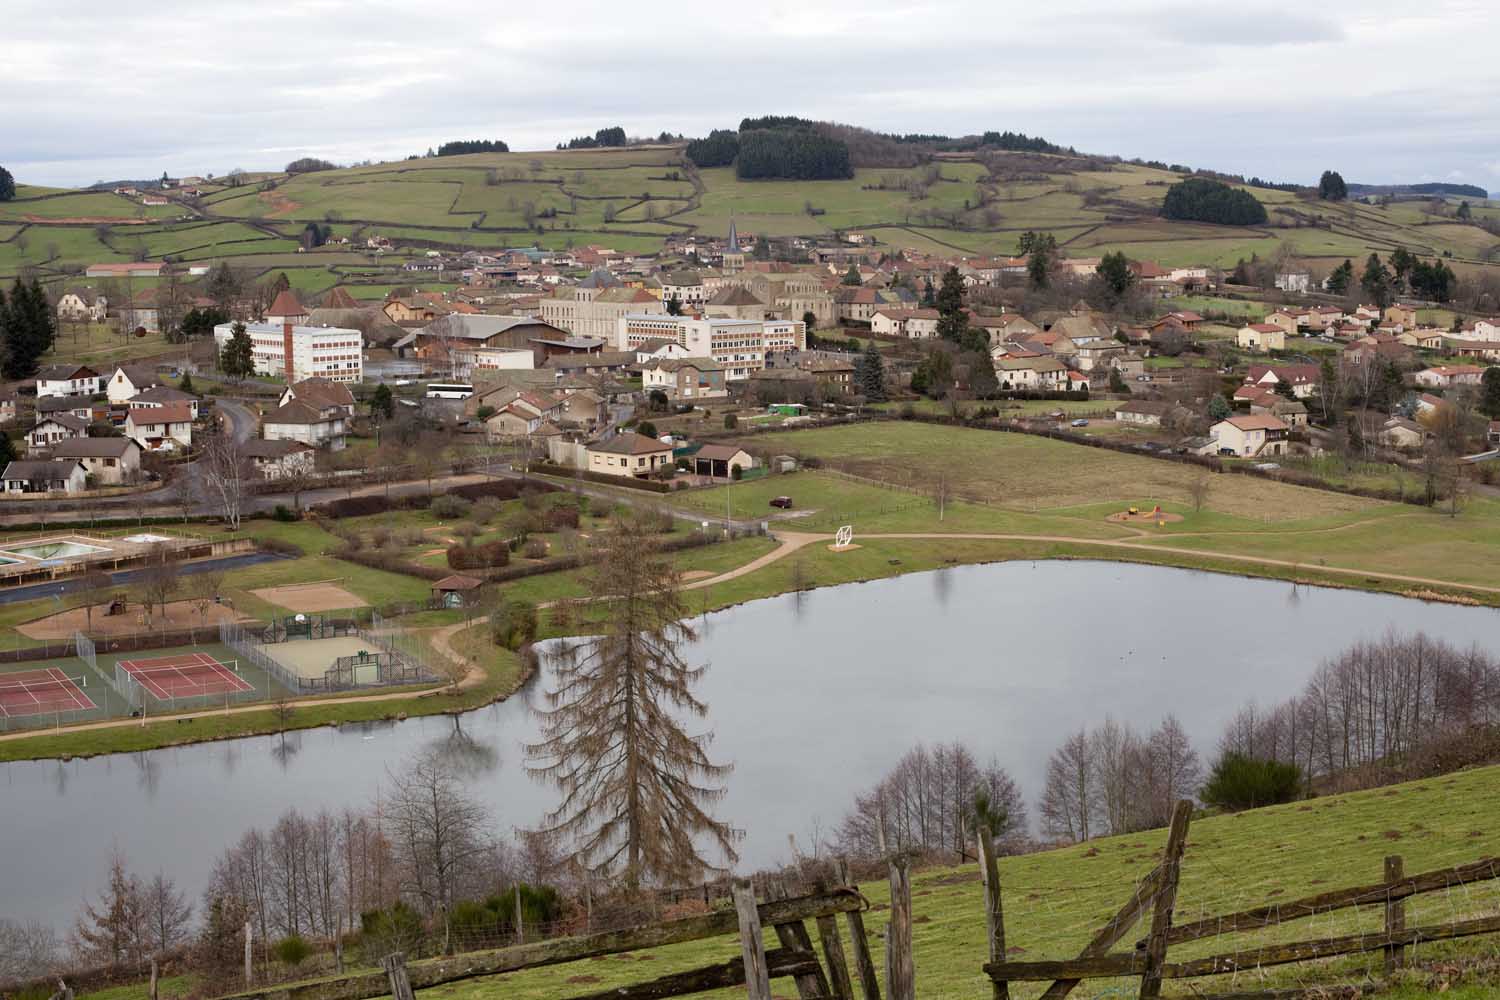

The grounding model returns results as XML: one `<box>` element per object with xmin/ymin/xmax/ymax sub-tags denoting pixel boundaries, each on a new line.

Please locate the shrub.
<box><xmin>370</xmin><ymin>525</ymin><xmax>391</xmax><ymax>549</ymax></box>
<box><xmin>447</xmin><ymin>540</ymin><xmax>510</xmax><ymax>570</ymax></box>
<box><xmin>546</xmin><ymin>506</ymin><xmax>580</xmax><ymax>530</ymax></box>
<box><xmin>471</xmin><ymin>497</ymin><xmax>503</xmax><ymax>524</ymax></box>
<box><xmin>523</xmin><ymin>538</ymin><xmax>548</xmax><ymax>559</ymax></box>
<box><xmin>724</xmin><ymin>413</ymin><xmax>738</xmax><ymax>429</ymax></box>
<box><xmin>272</xmin><ymin>504</ymin><xmax>297</xmax><ymax>522</ymax></box>
<box><xmin>358</xmin><ymin>902</ymin><xmax>425</xmax><ymax>965</ymax></box>
<box><xmin>489</xmin><ymin>598</ymin><xmax>538</xmax><ymax>650</ymax></box>
<box><xmin>274</xmin><ymin>934</ymin><xmax>312</xmax><ymax>967</ymax></box>
<box><xmin>1200</xmin><ymin>752</ymin><xmax>1303</xmax><ymax>811</ymax></box>
<box><xmin>430</xmin><ymin>494</ymin><xmax>473</xmax><ymax>520</ymax></box>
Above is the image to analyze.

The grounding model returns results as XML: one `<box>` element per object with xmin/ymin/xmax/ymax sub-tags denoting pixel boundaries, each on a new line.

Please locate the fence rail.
<box><xmin>982</xmin><ymin>801</ymin><xmax>1500</xmax><ymax>1000</ymax></box>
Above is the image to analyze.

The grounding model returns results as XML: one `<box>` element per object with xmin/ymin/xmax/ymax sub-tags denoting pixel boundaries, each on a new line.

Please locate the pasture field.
<box><xmin>117</xmin><ymin>763</ymin><xmax>1492</xmax><ymax>1000</ymax></box>
<box><xmin>5</xmin><ymin>146</ymin><xmax>1499</xmax><ymax>291</ymax></box>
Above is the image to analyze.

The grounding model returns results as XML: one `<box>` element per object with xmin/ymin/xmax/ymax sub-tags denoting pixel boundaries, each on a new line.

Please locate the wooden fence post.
<box><xmin>835</xmin><ymin>858</ymin><xmax>882</xmax><ymax>1000</ymax></box>
<box><xmin>886</xmin><ymin>855</ymin><xmax>915</xmax><ymax>1000</ymax></box>
<box><xmin>149</xmin><ymin>959</ymin><xmax>158</xmax><ymax>1000</ymax></box>
<box><xmin>243</xmin><ymin>920</ymin><xmax>253</xmax><ymax>986</ymax></box>
<box><xmin>382</xmin><ymin>953</ymin><xmax>415</xmax><ymax>1000</ymax></box>
<box><xmin>1139</xmin><ymin>800</ymin><xmax>1192</xmax><ymax>999</ymax></box>
<box><xmin>732</xmin><ymin>879</ymin><xmax>773</xmax><ymax>1000</ymax></box>
<box><xmin>978</xmin><ymin>827</ymin><xmax>1010</xmax><ymax>1000</ymax></box>
<box><xmin>1385</xmin><ymin>855</ymin><xmax>1406</xmax><ymax>976</ymax></box>
<box><xmin>766</xmin><ymin>880</ymin><xmax>833</xmax><ymax>999</ymax></box>
<box><xmin>515</xmin><ymin>883</ymin><xmax>525</xmax><ymax>946</ymax></box>
<box><xmin>814</xmin><ymin>880</ymin><xmax>856</xmax><ymax>1000</ymax></box>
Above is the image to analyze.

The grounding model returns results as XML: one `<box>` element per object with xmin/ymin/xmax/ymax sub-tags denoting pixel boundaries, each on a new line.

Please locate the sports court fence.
<box><xmin>106</xmin><ymin>653</ymin><xmax>259</xmax><ymax>715</ymax></box>
<box><xmin>220</xmin><ymin>615</ymin><xmax>436</xmax><ymax>694</ymax></box>
<box><xmin>0</xmin><ymin>666</ymin><xmax>103</xmax><ymax>732</ymax></box>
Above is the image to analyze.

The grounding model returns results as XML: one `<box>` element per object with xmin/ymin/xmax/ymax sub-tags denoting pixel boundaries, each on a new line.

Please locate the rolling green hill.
<box><xmin>5</xmin><ymin>145</ymin><xmax>1499</xmax><ymax>297</ymax></box>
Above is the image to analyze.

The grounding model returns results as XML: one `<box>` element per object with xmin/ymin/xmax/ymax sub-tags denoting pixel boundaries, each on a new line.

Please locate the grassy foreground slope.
<box><xmin>167</xmin><ymin>764</ymin><xmax>1488</xmax><ymax>1000</ymax></box>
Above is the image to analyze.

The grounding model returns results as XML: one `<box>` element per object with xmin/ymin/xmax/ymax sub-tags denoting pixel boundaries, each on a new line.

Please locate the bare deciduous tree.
<box><xmin>140</xmin><ymin>873</ymin><xmax>193</xmax><ymax>956</ymax></box>
<box><xmin>0</xmin><ymin>918</ymin><xmax>62</xmax><ymax>983</ymax></box>
<box><xmin>73</xmin><ymin>851</ymin><xmax>145</xmax><ymax>970</ymax></box>
<box><xmin>200</xmin><ymin>421</ymin><xmax>250</xmax><ymax>530</ymax></box>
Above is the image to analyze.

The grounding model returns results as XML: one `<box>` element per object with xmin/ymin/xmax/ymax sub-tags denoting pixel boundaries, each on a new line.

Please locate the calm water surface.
<box><xmin>6</xmin><ymin>560</ymin><xmax>1500</xmax><ymax>930</ymax></box>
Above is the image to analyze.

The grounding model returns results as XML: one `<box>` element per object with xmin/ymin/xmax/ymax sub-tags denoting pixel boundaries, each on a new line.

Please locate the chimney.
<box><xmin>283</xmin><ymin>321</ymin><xmax>294</xmax><ymax>381</ymax></box>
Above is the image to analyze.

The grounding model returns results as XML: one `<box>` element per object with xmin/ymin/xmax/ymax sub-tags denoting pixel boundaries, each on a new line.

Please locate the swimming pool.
<box><xmin>120</xmin><ymin>533</ymin><xmax>174</xmax><ymax>544</ymax></box>
<box><xmin>1</xmin><ymin>540</ymin><xmax>112</xmax><ymax>561</ymax></box>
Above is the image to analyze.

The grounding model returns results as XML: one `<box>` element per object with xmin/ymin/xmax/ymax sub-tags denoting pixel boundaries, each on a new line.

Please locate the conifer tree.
<box><xmin>528</xmin><ymin>516</ymin><xmax>740</xmax><ymax>888</ymax></box>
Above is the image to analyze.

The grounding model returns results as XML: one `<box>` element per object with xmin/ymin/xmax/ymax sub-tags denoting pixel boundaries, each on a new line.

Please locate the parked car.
<box><xmin>769</xmin><ymin>496</ymin><xmax>794</xmax><ymax>509</ymax></box>
<box><xmin>1071</xmin><ymin>418</ymin><xmax>1089</xmax><ymax>427</ymax></box>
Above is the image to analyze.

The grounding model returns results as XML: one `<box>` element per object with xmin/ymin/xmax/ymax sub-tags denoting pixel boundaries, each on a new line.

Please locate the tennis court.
<box><xmin>0</xmin><ymin>667</ymin><xmax>96</xmax><ymax>719</ymax></box>
<box><xmin>115</xmin><ymin>652</ymin><xmax>254</xmax><ymax>701</ymax></box>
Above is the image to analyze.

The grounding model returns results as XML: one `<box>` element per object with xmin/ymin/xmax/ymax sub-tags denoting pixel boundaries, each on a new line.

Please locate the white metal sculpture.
<box><xmin>834</xmin><ymin>525</ymin><xmax>854</xmax><ymax>550</ymax></box>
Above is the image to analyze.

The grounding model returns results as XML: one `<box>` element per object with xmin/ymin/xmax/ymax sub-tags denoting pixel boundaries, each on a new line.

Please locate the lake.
<box><xmin>5</xmin><ymin>560</ymin><xmax>1500</xmax><ymax>931</ymax></box>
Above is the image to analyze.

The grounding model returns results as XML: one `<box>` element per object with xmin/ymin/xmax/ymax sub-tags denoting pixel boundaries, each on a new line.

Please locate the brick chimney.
<box><xmin>283</xmin><ymin>321</ymin><xmax>294</xmax><ymax>380</ymax></box>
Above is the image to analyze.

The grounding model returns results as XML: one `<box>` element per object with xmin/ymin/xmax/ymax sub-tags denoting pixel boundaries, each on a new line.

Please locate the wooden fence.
<box><xmin>218</xmin><ymin>864</ymin><xmax>909</xmax><ymax>1000</ymax></box>
<box><xmin>982</xmin><ymin>800</ymin><xmax>1500</xmax><ymax>999</ymax></box>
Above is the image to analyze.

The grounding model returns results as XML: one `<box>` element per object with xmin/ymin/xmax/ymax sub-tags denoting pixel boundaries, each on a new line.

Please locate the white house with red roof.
<box><xmin>1209</xmin><ymin>414</ymin><xmax>1290</xmax><ymax>457</ymax></box>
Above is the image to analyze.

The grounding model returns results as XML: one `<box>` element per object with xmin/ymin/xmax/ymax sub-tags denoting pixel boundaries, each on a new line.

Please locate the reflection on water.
<box><xmin>4</xmin><ymin>560</ymin><xmax>1500</xmax><ymax>932</ymax></box>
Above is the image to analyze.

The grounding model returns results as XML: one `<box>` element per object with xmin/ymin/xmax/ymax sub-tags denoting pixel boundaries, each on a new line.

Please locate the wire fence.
<box><xmin>75</xmin><ymin>630</ymin><xmax>97</xmax><ymax>671</ymax></box>
<box><xmin>219</xmin><ymin>616</ymin><xmax>435</xmax><ymax>694</ymax></box>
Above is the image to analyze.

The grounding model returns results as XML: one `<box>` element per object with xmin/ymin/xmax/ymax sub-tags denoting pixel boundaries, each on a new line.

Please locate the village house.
<box><xmin>129</xmin><ymin>385</ymin><xmax>200</xmax><ymax>417</ymax></box>
<box><xmin>1385</xmin><ymin>304</ymin><xmax>1420</xmax><ymax>329</ymax></box>
<box><xmin>995</xmin><ymin>355</ymin><xmax>1070</xmax><ymax>390</ymax></box>
<box><xmin>973</xmin><ymin>313</ymin><xmax>1040</xmax><ymax>345</ymax></box>
<box><xmin>56</xmin><ymin>288</ymin><xmax>108</xmax><ymax>323</ymax></box>
<box><xmin>279</xmin><ymin>377</ymin><xmax>356</xmax><ymax>419</ymax></box>
<box><xmin>642</xmin><ymin>358</ymin><xmax>728</xmax><ymax>401</ymax></box>
<box><xmin>557</xmin><ymin>389</ymin><xmax>606</xmax><ymax>428</ymax></box>
<box><xmin>126</xmin><ymin>403</ymin><xmax>194</xmax><ymax>452</ymax></box>
<box><xmin>105</xmin><ymin>365</ymin><xmax>163</xmax><ymax>405</ymax></box>
<box><xmin>1153</xmin><ymin>311</ymin><xmax>1203</xmax><ymax>333</ymax></box>
<box><xmin>49</xmin><ymin>437</ymin><xmax>142</xmax><ymax>485</ymax></box>
<box><xmin>36</xmin><ymin>364</ymin><xmax>102</xmax><ymax>399</ymax></box>
<box><xmin>0</xmin><ymin>390</ymin><xmax>16</xmax><ymax>424</ymax></box>
<box><xmin>242</xmin><ymin>438</ymin><xmax>318</xmax><ymax>480</ymax></box>
<box><xmin>1275</xmin><ymin>271</ymin><xmax>1312</xmax><ymax>294</ymax></box>
<box><xmin>1263</xmin><ymin>311</ymin><xmax>1303</xmax><ymax>337</ymax></box>
<box><xmin>1249</xmin><ymin>395</ymin><xmax>1309</xmax><ymax>428</ymax></box>
<box><xmin>1380</xmin><ymin>417</ymin><xmax>1426</xmax><ymax>450</ymax></box>
<box><xmin>28</xmin><ymin>413</ymin><xmax>89</xmax><ymax>453</ymax></box>
<box><xmin>1415</xmin><ymin>365</ymin><xmax>1487</xmax><ymax>389</ymax></box>
<box><xmin>1398</xmin><ymin>328</ymin><xmax>1447</xmax><ymax>350</ymax></box>
<box><xmin>1</xmin><ymin>459</ymin><xmax>88</xmax><ymax>494</ymax></box>
<box><xmin>1073</xmin><ymin>339</ymin><xmax>1124</xmax><ymax>372</ymax></box>
<box><xmin>262</xmin><ymin>397</ymin><xmax>347</xmax><ymax>450</ymax></box>
<box><xmin>586</xmin><ymin>431</ymin><xmax>673</xmax><ymax>479</ymax></box>
<box><xmin>798</xmin><ymin>357</ymin><xmax>856</xmax><ymax>392</ymax></box>
<box><xmin>1209</xmin><ymin>414</ymin><xmax>1289</xmax><ymax>457</ymax></box>
<box><xmin>1237</xmin><ymin>323</ymin><xmax>1286</xmax><ymax>352</ymax></box>
<box><xmin>1245</xmin><ymin>364</ymin><xmax>1320</xmax><ymax>399</ymax></box>
<box><xmin>1113</xmin><ymin>400</ymin><xmax>1174</xmax><ymax>427</ymax></box>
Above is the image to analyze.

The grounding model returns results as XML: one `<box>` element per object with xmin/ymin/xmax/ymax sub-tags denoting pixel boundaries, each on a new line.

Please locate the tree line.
<box><xmin>558</xmin><ymin>126</ymin><xmax>627</xmax><ymax>150</ymax></box>
<box><xmin>436</xmin><ymin>140</ymin><xmax>510</xmax><ymax>156</ymax></box>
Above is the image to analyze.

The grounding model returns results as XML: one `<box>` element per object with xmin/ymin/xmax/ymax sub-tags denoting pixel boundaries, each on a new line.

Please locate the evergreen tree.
<box><xmin>1108</xmin><ymin>366</ymin><xmax>1127</xmax><ymax>393</ymax></box>
<box><xmin>665</xmin><ymin>294</ymin><xmax>682</xmax><ymax>316</ymax></box>
<box><xmin>1457</xmin><ymin>200</ymin><xmax>1472</xmax><ymax>221</ymax></box>
<box><xmin>1208</xmin><ymin>394</ymin><xmax>1231</xmax><ymax>421</ymax></box>
<box><xmin>0</xmin><ymin>165</ymin><xmax>14</xmax><ymax>202</ymax></box>
<box><xmin>801</xmin><ymin>310</ymin><xmax>817</xmax><ymax>332</ymax></box>
<box><xmin>964</xmin><ymin>350</ymin><xmax>998</xmax><ymax>397</ymax></box>
<box><xmin>527</xmin><ymin>515</ymin><xmax>740</xmax><ymax>887</ymax></box>
<box><xmin>1326</xmin><ymin>259</ymin><xmax>1354</xmax><ymax>295</ymax></box>
<box><xmin>0</xmin><ymin>431</ymin><xmax>15</xmax><ymax>469</ymax></box>
<box><xmin>1097</xmin><ymin>251</ymin><xmax>1135</xmax><ymax>299</ymax></box>
<box><xmin>1317</xmin><ymin>170</ymin><xmax>1348</xmax><ymax>201</ymax></box>
<box><xmin>841</xmin><ymin>264</ymin><xmax>862</xmax><ymax>286</ymax></box>
<box><xmin>370</xmin><ymin>383</ymin><xmax>395</xmax><ymax>420</ymax></box>
<box><xmin>1027</xmin><ymin>234</ymin><xmax>1057</xmax><ymax>290</ymax></box>
<box><xmin>920</xmin><ymin>277</ymin><xmax>936</xmax><ymax>308</ymax></box>
<box><xmin>178</xmin><ymin>371</ymin><xmax>194</xmax><ymax>394</ymax></box>
<box><xmin>1161</xmin><ymin>178</ymin><xmax>1268</xmax><ymax>225</ymax></box>
<box><xmin>1481</xmin><ymin>368</ymin><xmax>1500</xmax><ymax>420</ymax></box>
<box><xmin>218</xmin><ymin>321</ymin><xmax>254</xmax><ymax>379</ymax></box>
<box><xmin>855</xmin><ymin>341</ymin><xmax>887</xmax><ymax>401</ymax></box>
<box><xmin>935</xmin><ymin>266</ymin><xmax>969</xmax><ymax>343</ymax></box>
<box><xmin>1360</xmin><ymin>253</ymin><xmax>1393</xmax><ymax>308</ymax></box>
<box><xmin>1389</xmin><ymin>247</ymin><xmax>1416</xmax><ymax>292</ymax></box>
<box><xmin>0</xmin><ymin>279</ymin><xmax>53</xmax><ymax>380</ymax></box>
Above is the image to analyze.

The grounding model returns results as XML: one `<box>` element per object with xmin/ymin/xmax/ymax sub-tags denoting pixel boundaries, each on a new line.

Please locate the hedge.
<box><xmin>530</xmin><ymin>462</ymin><xmax>675</xmax><ymax>493</ymax></box>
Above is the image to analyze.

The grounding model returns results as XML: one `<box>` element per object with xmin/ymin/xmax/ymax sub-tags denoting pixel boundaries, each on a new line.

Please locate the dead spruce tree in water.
<box><xmin>527</xmin><ymin>515</ymin><xmax>740</xmax><ymax>889</ymax></box>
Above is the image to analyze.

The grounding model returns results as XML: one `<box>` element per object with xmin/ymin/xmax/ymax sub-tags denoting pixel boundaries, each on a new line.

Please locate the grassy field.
<box><xmin>114</xmin><ymin>762</ymin><xmax>1497</xmax><ymax>1000</ymax></box>
<box><xmin>8</xmin><ymin>146</ymin><xmax>1499</xmax><ymax>293</ymax></box>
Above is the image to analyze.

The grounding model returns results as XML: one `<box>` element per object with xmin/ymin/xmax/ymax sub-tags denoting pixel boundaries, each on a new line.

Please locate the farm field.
<box><xmin>4</xmin><ymin>146</ymin><xmax>1499</xmax><ymax>295</ymax></box>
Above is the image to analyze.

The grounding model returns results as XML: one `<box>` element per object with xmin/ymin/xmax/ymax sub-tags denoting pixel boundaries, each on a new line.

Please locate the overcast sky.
<box><xmin>7</xmin><ymin>0</ymin><xmax>1497</xmax><ymax>191</ymax></box>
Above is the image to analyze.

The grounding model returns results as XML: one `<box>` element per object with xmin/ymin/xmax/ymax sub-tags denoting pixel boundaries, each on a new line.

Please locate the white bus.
<box><xmin>424</xmin><ymin>383</ymin><xmax>474</xmax><ymax>400</ymax></box>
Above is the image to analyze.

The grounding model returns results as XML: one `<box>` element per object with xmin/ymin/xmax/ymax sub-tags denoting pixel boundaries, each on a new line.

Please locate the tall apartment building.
<box><xmin>616</xmin><ymin>315</ymin><xmax>805</xmax><ymax>379</ymax></box>
<box><xmin>213</xmin><ymin>322</ymin><xmax>364</xmax><ymax>384</ymax></box>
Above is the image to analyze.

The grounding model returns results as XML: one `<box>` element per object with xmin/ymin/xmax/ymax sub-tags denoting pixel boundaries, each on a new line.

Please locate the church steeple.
<box><xmin>727</xmin><ymin>213</ymin><xmax>739</xmax><ymax>254</ymax></box>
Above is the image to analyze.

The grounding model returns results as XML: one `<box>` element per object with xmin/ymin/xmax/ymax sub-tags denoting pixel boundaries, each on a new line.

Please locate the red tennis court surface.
<box><xmin>0</xmin><ymin>667</ymin><xmax>97</xmax><ymax>717</ymax></box>
<box><xmin>118</xmin><ymin>652</ymin><xmax>254</xmax><ymax>700</ymax></box>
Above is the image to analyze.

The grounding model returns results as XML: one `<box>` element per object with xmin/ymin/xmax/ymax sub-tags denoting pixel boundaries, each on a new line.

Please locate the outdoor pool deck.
<box><xmin>0</xmin><ymin>532</ymin><xmax>211</xmax><ymax>586</ymax></box>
